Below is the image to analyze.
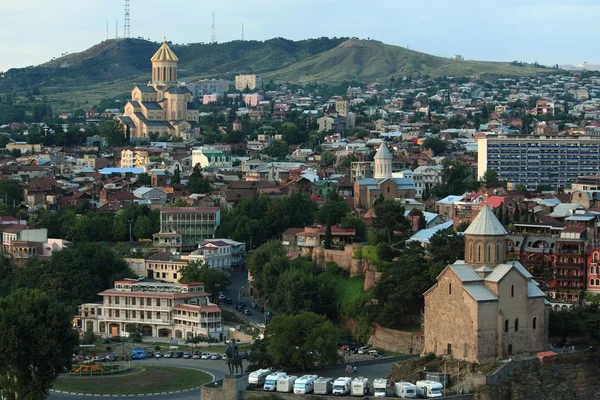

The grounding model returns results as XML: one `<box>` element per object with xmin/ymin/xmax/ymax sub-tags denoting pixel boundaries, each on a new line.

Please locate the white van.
<box><xmin>416</xmin><ymin>380</ymin><xmax>443</xmax><ymax>398</ymax></box>
<box><xmin>293</xmin><ymin>374</ymin><xmax>318</xmax><ymax>394</ymax></box>
<box><xmin>263</xmin><ymin>372</ymin><xmax>287</xmax><ymax>391</ymax></box>
<box><xmin>351</xmin><ymin>377</ymin><xmax>371</xmax><ymax>396</ymax></box>
<box><xmin>332</xmin><ymin>377</ymin><xmax>352</xmax><ymax>396</ymax></box>
<box><xmin>248</xmin><ymin>369</ymin><xmax>272</xmax><ymax>387</ymax></box>
<box><xmin>276</xmin><ymin>375</ymin><xmax>297</xmax><ymax>393</ymax></box>
<box><xmin>394</xmin><ymin>382</ymin><xmax>417</xmax><ymax>398</ymax></box>
<box><xmin>314</xmin><ymin>377</ymin><xmax>333</xmax><ymax>395</ymax></box>
<box><xmin>373</xmin><ymin>378</ymin><xmax>388</xmax><ymax>397</ymax></box>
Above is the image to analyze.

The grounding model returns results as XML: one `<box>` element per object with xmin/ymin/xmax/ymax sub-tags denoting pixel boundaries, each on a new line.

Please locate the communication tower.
<box><xmin>124</xmin><ymin>0</ymin><xmax>131</xmax><ymax>38</ymax></box>
<box><xmin>210</xmin><ymin>12</ymin><xmax>217</xmax><ymax>44</ymax></box>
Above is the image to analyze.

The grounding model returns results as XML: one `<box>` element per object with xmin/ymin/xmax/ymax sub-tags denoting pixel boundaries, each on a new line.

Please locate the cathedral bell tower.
<box><xmin>151</xmin><ymin>38</ymin><xmax>179</xmax><ymax>85</ymax></box>
<box><xmin>374</xmin><ymin>143</ymin><xmax>393</xmax><ymax>180</ymax></box>
<box><xmin>463</xmin><ymin>199</ymin><xmax>507</xmax><ymax>268</ymax></box>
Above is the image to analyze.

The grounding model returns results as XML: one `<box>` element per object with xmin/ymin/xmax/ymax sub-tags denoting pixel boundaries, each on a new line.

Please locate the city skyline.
<box><xmin>2</xmin><ymin>0</ymin><xmax>600</xmax><ymax>72</ymax></box>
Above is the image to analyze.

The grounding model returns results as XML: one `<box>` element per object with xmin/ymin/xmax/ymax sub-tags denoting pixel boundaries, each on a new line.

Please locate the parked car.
<box><xmin>218</xmin><ymin>293</ymin><xmax>227</xmax><ymax>300</ymax></box>
<box><xmin>238</xmin><ymin>301</ymin><xmax>246</xmax><ymax>307</ymax></box>
<box><xmin>211</xmin><ymin>354</ymin><xmax>221</xmax><ymax>360</ymax></box>
<box><xmin>192</xmin><ymin>351</ymin><xmax>200</xmax><ymax>359</ymax></box>
<box><xmin>248</xmin><ymin>302</ymin><xmax>257</xmax><ymax>309</ymax></box>
<box><xmin>104</xmin><ymin>355</ymin><xmax>118</xmax><ymax>362</ymax></box>
<box><xmin>100</xmin><ymin>338</ymin><xmax>111</xmax><ymax>344</ymax></box>
<box><xmin>145</xmin><ymin>351</ymin><xmax>154</xmax><ymax>358</ymax></box>
<box><xmin>173</xmin><ymin>351</ymin><xmax>184</xmax><ymax>358</ymax></box>
<box><xmin>236</xmin><ymin>305</ymin><xmax>245</xmax><ymax>312</ymax></box>
<box><xmin>163</xmin><ymin>352</ymin><xmax>173</xmax><ymax>358</ymax></box>
<box><xmin>201</xmin><ymin>353</ymin><xmax>211</xmax><ymax>359</ymax></box>
<box><xmin>243</xmin><ymin>309</ymin><xmax>252</xmax><ymax>316</ymax></box>
<box><xmin>357</xmin><ymin>346</ymin><xmax>371</xmax><ymax>354</ymax></box>
<box><xmin>224</xmin><ymin>297</ymin><xmax>233</xmax><ymax>304</ymax></box>
<box><xmin>183</xmin><ymin>352</ymin><xmax>191</xmax><ymax>359</ymax></box>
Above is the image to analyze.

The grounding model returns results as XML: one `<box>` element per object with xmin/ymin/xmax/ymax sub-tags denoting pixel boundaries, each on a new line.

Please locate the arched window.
<box><xmin>478</xmin><ymin>245</ymin><xmax>481</xmax><ymax>262</ymax></box>
<box><xmin>592</xmin><ymin>267</ymin><xmax>596</xmax><ymax>274</ymax></box>
<box><xmin>511</xmin><ymin>285</ymin><xmax>514</xmax><ymax>297</ymax></box>
<box><xmin>496</xmin><ymin>244</ymin><xmax>500</xmax><ymax>261</ymax></box>
<box><xmin>487</xmin><ymin>245</ymin><xmax>491</xmax><ymax>261</ymax></box>
<box><xmin>504</xmin><ymin>319</ymin><xmax>509</xmax><ymax>332</ymax></box>
<box><xmin>532</xmin><ymin>317</ymin><xmax>537</xmax><ymax>330</ymax></box>
<box><xmin>596</xmin><ymin>279</ymin><xmax>600</xmax><ymax>286</ymax></box>
<box><xmin>591</xmin><ymin>279</ymin><xmax>595</xmax><ymax>286</ymax></box>
<box><xmin>595</xmin><ymin>253</ymin><xmax>599</xmax><ymax>262</ymax></box>
<box><xmin>515</xmin><ymin>319</ymin><xmax>519</xmax><ymax>332</ymax></box>
<box><xmin>449</xmin><ymin>283</ymin><xmax>452</xmax><ymax>295</ymax></box>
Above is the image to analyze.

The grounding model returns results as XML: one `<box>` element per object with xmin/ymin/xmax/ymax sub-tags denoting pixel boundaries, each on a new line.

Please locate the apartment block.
<box><xmin>121</xmin><ymin>149</ymin><xmax>149</xmax><ymax>169</ymax></box>
<box><xmin>152</xmin><ymin>207</ymin><xmax>221</xmax><ymax>252</ymax></box>
<box><xmin>235</xmin><ymin>74</ymin><xmax>262</xmax><ymax>91</ymax></box>
<box><xmin>77</xmin><ymin>280</ymin><xmax>223</xmax><ymax>340</ymax></box>
<box><xmin>478</xmin><ymin>135</ymin><xmax>600</xmax><ymax>190</ymax></box>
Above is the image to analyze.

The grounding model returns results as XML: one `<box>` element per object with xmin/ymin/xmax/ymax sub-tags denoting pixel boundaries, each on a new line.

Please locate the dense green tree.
<box><xmin>247</xmin><ymin>337</ymin><xmax>274</xmax><ymax>371</ymax></box>
<box><xmin>316</xmin><ymin>191</ymin><xmax>350</xmax><ymax>226</ymax></box>
<box><xmin>515</xmin><ymin>183</ymin><xmax>527</xmax><ymax>193</ymax></box>
<box><xmin>320</xmin><ymin>152</ymin><xmax>336</xmax><ymax>167</ymax></box>
<box><xmin>280</xmin><ymin>122</ymin><xmax>306</xmax><ymax>145</ymax></box>
<box><xmin>172</xmin><ymin>165</ymin><xmax>181</xmax><ymax>185</ymax></box>
<box><xmin>179</xmin><ymin>261</ymin><xmax>231</xmax><ymax>303</ymax></box>
<box><xmin>133</xmin><ymin>215</ymin><xmax>153</xmax><ymax>239</ymax></box>
<box><xmin>0</xmin><ymin>179</ymin><xmax>22</xmax><ymax>207</ymax></box>
<box><xmin>99</xmin><ymin>119</ymin><xmax>126</xmax><ymax>147</ymax></box>
<box><xmin>266</xmin><ymin>312</ymin><xmax>339</xmax><ymax>371</ymax></box>
<box><xmin>432</xmin><ymin>159</ymin><xmax>477</xmax><ymax>198</ymax></box>
<box><xmin>137</xmin><ymin>173</ymin><xmax>151</xmax><ymax>186</ymax></box>
<box><xmin>427</xmin><ymin>229</ymin><xmax>465</xmax><ymax>265</ymax></box>
<box><xmin>339</xmin><ymin>153</ymin><xmax>358</xmax><ymax>168</ymax></box>
<box><xmin>481</xmin><ymin>169</ymin><xmax>501</xmax><ymax>187</ymax></box>
<box><xmin>0</xmin><ymin>288</ymin><xmax>78</xmax><ymax>399</ymax></box>
<box><xmin>549</xmin><ymin>309</ymin><xmax>583</xmax><ymax>342</ymax></box>
<box><xmin>247</xmin><ymin>240</ymin><xmax>287</xmax><ymax>296</ymax></box>
<box><xmin>372</xmin><ymin>198</ymin><xmax>410</xmax><ymax>243</ymax></box>
<box><xmin>422</xmin><ymin>136</ymin><xmax>446</xmax><ymax>156</ymax></box>
<box><xmin>272</xmin><ymin>267</ymin><xmax>319</xmax><ymax>314</ymax></box>
<box><xmin>265</xmin><ymin>140</ymin><xmax>289</xmax><ymax>159</ymax></box>
<box><xmin>266</xmin><ymin>192</ymin><xmax>317</xmax><ymax>234</ymax></box>
<box><xmin>188</xmin><ymin>165</ymin><xmax>212</xmax><ymax>194</ymax></box>
<box><xmin>339</xmin><ymin>213</ymin><xmax>366</xmax><ymax>242</ymax></box>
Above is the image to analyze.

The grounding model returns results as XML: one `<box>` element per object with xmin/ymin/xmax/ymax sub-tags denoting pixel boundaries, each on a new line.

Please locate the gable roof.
<box><xmin>463</xmin><ymin>283</ymin><xmax>498</xmax><ymax>302</ymax></box>
<box><xmin>450</xmin><ymin>262</ymin><xmax>483</xmax><ymax>282</ymax></box>
<box><xmin>374</xmin><ymin>143</ymin><xmax>393</xmax><ymax>160</ymax></box>
<box><xmin>485</xmin><ymin>261</ymin><xmax>532</xmax><ymax>283</ymax></box>
<box><xmin>464</xmin><ymin>204</ymin><xmax>507</xmax><ymax>236</ymax></box>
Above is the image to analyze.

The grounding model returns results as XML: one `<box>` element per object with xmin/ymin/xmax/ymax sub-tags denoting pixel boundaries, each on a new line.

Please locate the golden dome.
<box><xmin>151</xmin><ymin>39</ymin><xmax>179</xmax><ymax>62</ymax></box>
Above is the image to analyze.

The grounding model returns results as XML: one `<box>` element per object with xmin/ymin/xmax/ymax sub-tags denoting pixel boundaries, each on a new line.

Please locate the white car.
<box><xmin>201</xmin><ymin>353</ymin><xmax>211</xmax><ymax>359</ymax></box>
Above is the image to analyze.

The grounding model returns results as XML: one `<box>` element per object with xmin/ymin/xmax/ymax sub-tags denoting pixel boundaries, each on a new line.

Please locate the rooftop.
<box><xmin>464</xmin><ymin>204</ymin><xmax>507</xmax><ymax>236</ymax></box>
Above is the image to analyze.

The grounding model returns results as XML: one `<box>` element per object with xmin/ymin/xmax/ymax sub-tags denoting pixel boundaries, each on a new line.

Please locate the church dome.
<box><xmin>151</xmin><ymin>40</ymin><xmax>179</xmax><ymax>62</ymax></box>
<box><xmin>464</xmin><ymin>204</ymin><xmax>507</xmax><ymax>236</ymax></box>
<box><xmin>374</xmin><ymin>143</ymin><xmax>393</xmax><ymax>159</ymax></box>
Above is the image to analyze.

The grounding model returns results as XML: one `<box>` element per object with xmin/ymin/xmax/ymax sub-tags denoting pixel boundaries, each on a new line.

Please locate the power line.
<box><xmin>124</xmin><ymin>0</ymin><xmax>131</xmax><ymax>38</ymax></box>
<box><xmin>210</xmin><ymin>12</ymin><xmax>217</xmax><ymax>44</ymax></box>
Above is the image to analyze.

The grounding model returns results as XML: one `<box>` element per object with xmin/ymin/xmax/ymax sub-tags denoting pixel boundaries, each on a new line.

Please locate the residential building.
<box><xmin>478</xmin><ymin>135</ymin><xmax>600</xmax><ymax>190</ymax></box>
<box><xmin>2</xmin><ymin>226</ymin><xmax>48</xmax><ymax>261</ymax></box>
<box><xmin>317</xmin><ymin>116</ymin><xmax>346</xmax><ymax>133</ymax></box>
<box><xmin>77</xmin><ymin>280</ymin><xmax>223</xmax><ymax>340</ymax></box>
<box><xmin>423</xmin><ymin>204</ymin><xmax>549</xmax><ymax>363</ymax></box>
<box><xmin>133</xmin><ymin>187</ymin><xmax>168</xmax><ymax>205</ymax></box>
<box><xmin>152</xmin><ymin>207</ymin><xmax>220</xmax><ymax>252</ymax></box>
<box><xmin>121</xmin><ymin>149</ymin><xmax>149</xmax><ymax>169</ymax></box>
<box><xmin>117</xmin><ymin>40</ymin><xmax>200</xmax><ymax>141</ymax></box>
<box><xmin>235</xmin><ymin>74</ymin><xmax>262</xmax><ymax>91</ymax></box>
<box><xmin>335</xmin><ymin>98</ymin><xmax>349</xmax><ymax>117</ymax></box>
<box><xmin>182</xmin><ymin>79</ymin><xmax>230</xmax><ymax>97</ymax></box>
<box><xmin>191</xmin><ymin>147</ymin><xmax>232</xmax><ymax>170</ymax></box>
<box><xmin>189</xmin><ymin>240</ymin><xmax>232</xmax><ymax>269</ymax></box>
<box><xmin>296</xmin><ymin>226</ymin><xmax>356</xmax><ymax>257</ymax></box>
<box><xmin>145</xmin><ymin>252</ymin><xmax>188</xmax><ymax>282</ymax></box>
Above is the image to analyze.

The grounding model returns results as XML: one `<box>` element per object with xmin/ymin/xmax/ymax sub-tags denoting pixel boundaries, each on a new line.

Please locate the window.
<box><xmin>449</xmin><ymin>283</ymin><xmax>452</xmax><ymax>295</ymax></box>
<box><xmin>131</xmin><ymin>298</ymin><xmax>136</xmax><ymax>306</ymax></box>
<box><xmin>156</xmin><ymin>299</ymin><xmax>160</xmax><ymax>307</ymax></box>
<box><xmin>532</xmin><ymin>317</ymin><xmax>537</xmax><ymax>330</ymax></box>
<box><xmin>463</xmin><ymin>343</ymin><xmax>468</xmax><ymax>358</ymax></box>
<box><xmin>504</xmin><ymin>319</ymin><xmax>509</xmax><ymax>332</ymax></box>
<box><xmin>591</xmin><ymin>279</ymin><xmax>595</xmax><ymax>286</ymax></box>
<box><xmin>592</xmin><ymin>267</ymin><xmax>596</xmax><ymax>274</ymax></box>
<box><xmin>447</xmin><ymin>343</ymin><xmax>452</xmax><ymax>355</ymax></box>
<box><xmin>515</xmin><ymin>319</ymin><xmax>519</xmax><ymax>332</ymax></box>
<box><xmin>511</xmin><ymin>285</ymin><xmax>514</xmax><ymax>297</ymax></box>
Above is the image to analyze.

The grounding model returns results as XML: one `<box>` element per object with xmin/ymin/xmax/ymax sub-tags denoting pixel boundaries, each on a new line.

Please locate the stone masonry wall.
<box><xmin>371</xmin><ymin>324</ymin><xmax>423</xmax><ymax>354</ymax></box>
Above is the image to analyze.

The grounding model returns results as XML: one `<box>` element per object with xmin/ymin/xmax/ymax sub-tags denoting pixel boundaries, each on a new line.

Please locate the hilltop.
<box><xmin>0</xmin><ymin>37</ymin><xmax>546</xmax><ymax>112</ymax></box>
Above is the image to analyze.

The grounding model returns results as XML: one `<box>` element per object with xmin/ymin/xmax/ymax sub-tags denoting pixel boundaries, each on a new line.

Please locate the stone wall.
<box><xmin>201</xmin><ymin>375</ymin><xmax>248</xmax><ymax>400</ymax></box>
<box><xmin>370</xmin><ymin>324</ymin><xmax>423</xmax><ymax>354</ymax></box>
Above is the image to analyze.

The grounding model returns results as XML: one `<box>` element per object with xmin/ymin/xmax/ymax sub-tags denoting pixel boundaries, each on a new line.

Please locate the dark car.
<box><xmin>173</xmin><ymin>351</ymin><xmax>184</xmax><ymax>358</ymax></box>
<box><xmin>243</xmin><ymin>309</ymin><xmax>252</xmax><ymax>316</ymax></box>
<box><xmin>236</xmin><ymin>305</ymin><xmax>245</xmax><ymax>312</ymax></box>
<box><xmin>104</xmin><ymin>354</ymin><xmax>118</xmax><ymax>362</ymax></box>
<box><xmin>238</xmin><ymin>301</ymin><xmax>246</xmax><ymax>307</ymax></box>
<box><xmin>239</xmin><ymin>351</ymin><xmax>249</xmax><ymax>359</ymax></box>
<box><xmin>224</xmin><ymin>297</ymin><xmax>233</xmax><ymax>304</ymax></box>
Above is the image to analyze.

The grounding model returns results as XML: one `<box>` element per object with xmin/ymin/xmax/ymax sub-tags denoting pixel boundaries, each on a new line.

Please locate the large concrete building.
<box><xmin>117</xmin><ymin>40</ymin><xmax>200</xmax><ymax>141</ymax></box>
<box><xmin>235</xmin><ymin>74</ymin><xmax>262</xmax><ymax>91</ymax></box>
<box><xmin>78</xmin><ymin>280</ymin><xmax>223</xmax><ymax>340</ymax></box>
<box><xmin>191</xmin><ymin>147</ymin><xmax>232</xmax><ymax>170</ymax></box>
<box><xmin>152</xmin><ymin>207</ymin><xmax>221</xmax><ymax>252</ymax></box>
<box><xmin>423</xmin><ymin>203</ymin><xmax>549</xmax><ymax>362</ymax></box>
<box><xmin>478</xmin><ymin>135</ymin><xmax>600</xmax><ymax>190</ymax></box>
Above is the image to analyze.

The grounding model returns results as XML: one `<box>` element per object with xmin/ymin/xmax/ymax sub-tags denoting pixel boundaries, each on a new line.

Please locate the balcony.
<box><xmin>104</xmin><ymin>304</ymin><xmax>172</xmax><ymax>312</ymax></box>
<box><xmin>555</xmin><ymin>263</ymin><xmax>584</xmax><ymax>269</ymax></box>
<box><xmin>104</xmin><ymin>317</ymin><xmax>173</xmax><ymax>325</ymax></box>
<box><xmin>554</xmin><ymin>274</ymin><xmax>583</xmax><ymax>281</ymax></box>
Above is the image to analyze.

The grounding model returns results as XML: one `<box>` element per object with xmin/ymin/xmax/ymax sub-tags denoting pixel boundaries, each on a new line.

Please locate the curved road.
<box><xmin>50</xmin><ymin>358</ymin><xmax>399</xmax><ymax>399</ymax></box>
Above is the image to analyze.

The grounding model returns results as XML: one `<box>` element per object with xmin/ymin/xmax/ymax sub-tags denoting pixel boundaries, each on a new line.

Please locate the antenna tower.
<box><xmin>115</xmin><ymin>21</ymin><xmax>119</xmax><ymax>39</ymax></box>
<box><xmin>242</xmin><ymin>23</ymin><xmax>244</xmax><ymax>41</ymax></box>
<box><xmin>106</xmin><ymin>20</ymin><xmax>109</xmax><ymax>40</ymax></box>
<box><xmin>124</xmin><ymin>0</ymin><xmax>131</xmax><ymax>38</ymax></box>
<box><xmin>210</xmin><ymin>12</ymin><xmax>217</xmax><ymax>44</ymax></box>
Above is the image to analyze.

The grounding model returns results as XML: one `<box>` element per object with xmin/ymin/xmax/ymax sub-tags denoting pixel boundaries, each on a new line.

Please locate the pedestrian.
<box><xmin>353</xmin><ymin>366</ymin><xmax>357</xmax><ymax>374</ymax></box>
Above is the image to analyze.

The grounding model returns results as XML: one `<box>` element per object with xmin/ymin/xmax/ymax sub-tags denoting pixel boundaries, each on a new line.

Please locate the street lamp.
<box><xmin>264</xmin><ymin>300</ymin><xmax>269</xmax><ymax>327</ymax></box>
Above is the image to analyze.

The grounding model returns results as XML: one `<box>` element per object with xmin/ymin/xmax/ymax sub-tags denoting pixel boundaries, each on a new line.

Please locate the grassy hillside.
<box><xmin>267</xmin><ymin>39</ymin><xmax>543</xmax><ymax>83</ymax></box>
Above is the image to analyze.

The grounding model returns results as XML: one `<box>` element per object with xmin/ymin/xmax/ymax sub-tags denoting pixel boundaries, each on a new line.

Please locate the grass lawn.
<box><xmin>53</xmin><ymin>366</ymin><xmax>212</xmax><ymax>395</ymax></box>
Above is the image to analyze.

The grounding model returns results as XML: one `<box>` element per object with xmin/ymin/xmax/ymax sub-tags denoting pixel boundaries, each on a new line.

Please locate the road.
<box><xmin>221</xmin><ymin>270</ymin><xmax>270</xmax><ymax>326</ymax></box>
<box><xmin>49</xmin><ymin>357</ymin><xmax>399</xmax><ymax>399</ymax></box>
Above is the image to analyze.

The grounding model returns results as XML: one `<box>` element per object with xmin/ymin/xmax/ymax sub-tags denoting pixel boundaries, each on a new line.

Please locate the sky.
<box><xmin>2</xmin><ymin>0</ymin><xmax>600</xmax><ymax>72</ymax></box>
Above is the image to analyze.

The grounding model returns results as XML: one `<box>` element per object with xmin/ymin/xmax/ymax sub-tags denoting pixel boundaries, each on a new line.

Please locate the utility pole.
<box><xmin>241</xmin><ymin>23</ymin><xmax>244</xmax><ymax>41</ymax></box>
<box><xmin>115</xmin><ymin>20</ymin><xmax>118</xmax><ymax>39</ymax></box>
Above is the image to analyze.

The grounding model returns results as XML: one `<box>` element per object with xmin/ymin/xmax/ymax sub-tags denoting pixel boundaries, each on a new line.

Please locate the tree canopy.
<box><xmin>372</xmin><ymin>197</ymin><xmax>410</xmax><ymax>243</ymax></box>
<box><xmin>179</xmin><ymin>261</ymin><xmax>231</xmax><ymax>303</ymax></box>
<box><xmin>422</xmin><ymin>136</ymin><xmax>446</xmax><ymax>156</ymax></box>
<box><xmin>0</xmin><ymin>288</ymin><xmax>78</xmax><ymax>399</ymax></box>
<box><xmin>432</xmin><ymin>158</ymin><xmax>478</xmax><ymax>198</ymax></box>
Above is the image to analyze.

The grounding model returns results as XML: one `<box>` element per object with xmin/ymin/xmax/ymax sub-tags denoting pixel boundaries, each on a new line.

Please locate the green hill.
<box><xmin>266</xmin><ymin>39</ymin><xmax>542</xmax><ymax>83</ymax></box>
<box><xmin>0</xmin><ymin>37</ymin><xmax>546</xmax><ymax>112</ymax></box>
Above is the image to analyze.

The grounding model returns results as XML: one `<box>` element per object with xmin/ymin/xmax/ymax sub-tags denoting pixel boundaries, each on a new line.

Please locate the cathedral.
<box><xmin>423</xmin><ymin>202</ymin><xmax>549</xmax><ymax>363</ymax></box>
<box><xmin>117</xmin><ymin>40</ymin><xmax>200</xmax><ymax>141</ymax></box>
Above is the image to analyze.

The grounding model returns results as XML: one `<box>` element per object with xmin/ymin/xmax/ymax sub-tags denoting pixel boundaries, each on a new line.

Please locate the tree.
<box><xmin>272</xmin><ymin>267</ymin><xmax>319</xmax><ymax>314</ymax></box>
<box><xmin>133</xmin><ymin>215</ymin><xmax>153</xmax><ymax>239</ymax></box>
<box><xmin>266</xmin><ymin>140</ymin><xmax>289</xmax><ymax>159</ymax></box>
<box><xmin>137</xmin><ymin>173</ymin><xmax>151</xmax><ymax>186</ymax></box>
<box><xmin>0</xmin><ymin>179</ymin><xmax>22</xmax><ymax>207</ymax></box>
<box><xmin>281</xmin><ymin>122</ymin><xmax>305</xmax><ymax>145</ymax></box>
<box><xmin>0</xmin><ymin>288</ymin><xmax>78</xmax><ymax>399</ymax></box>
<box><xmin>372</xmin><ymin>198</ymin><xmax>410</xmax><ymax>243</ymax></box>
<box><xmin>188</xmin><ymin>165</ymin><xmax>212</xmax><ymax>194</ymax></box>
<box><xmin>179</xmin><ymin>261</ymin><xmax>231</xmax><ymax>303</ymax></box>
<box><xmin>99</xmin><ymin>119</ymin><xmax>126</xmax><ymax>147</ymax></box>
<box><xmin>321</xmin><ymin>152</ymin><xmax>336</xmax><ymax>167</ymax></box>
<box><xmin>481</xmin><ymin>169</ymin><xmax>501</xmax><ymax>187</ymax></box>
<box><xmin>339</xmin><ymin>153</ymin><xmax>358</xmax><ymax>169</ymax></box>
<box><xmin>427</xmin><ymin>229</ymin><xmax>465</xmax><ymax>265</ymax></box>
<box><xmin>549</xmin><ymin>309</ymin><xmax>583</xmax><ymax>342</ymax></box>
<box><xmin>266</xmin><ymin>312</ymin><xmax>339</xmax><ymax>371</ymax></box>
<box><xmin>422</xmin><ymin>136</ymin><xmax>446</xmax><ymax>156</ymax></box>
<box><xmin>432</xmin><ymin>159</ymin><xmax>477</xmax><ymax>198</ymax></box>
<box><xmin>514</xmin><ymin>183</ymin><xmax>527</xmax><ymax>193</ymax></box>
<box><xmin>339</xmin><ymin>213</ymin><xmax>366</xmax><ymax>242</ymax></box>
<box><xmin>315</xmin><ymin>191</ymin><xmax>350</xmax><ymax>226</ymax></box>
<box><xmin>172</xmin><ymin>165</ymin><xmax>181</xmax><ymax>185</ymax></box>
<box><xmin>247</xmin><ymin>337</ymin><xmax>274</xmax><ymax>371</ymax></box>
<box><xmin>247</xmin><ymin>240</ymin><xmax>286</xmax><ymax>296</ymax></box>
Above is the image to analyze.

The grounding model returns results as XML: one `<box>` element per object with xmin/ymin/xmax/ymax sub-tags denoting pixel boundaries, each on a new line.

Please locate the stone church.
<box><xmin>423</xmin><ymin>203</ymin><xmax>549</xmax><ymax>363</ymax></box>
<box><xmin>117</xmin><ymin>39</ymin><xmax>200</xmax><ymax>141</ymax></box>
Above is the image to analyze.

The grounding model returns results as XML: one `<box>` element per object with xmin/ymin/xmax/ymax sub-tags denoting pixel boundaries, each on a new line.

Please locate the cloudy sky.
<box><xmin>2</xmin><ymin>0</ymin><xmax>599</xmax><ymax>72</ymax></box>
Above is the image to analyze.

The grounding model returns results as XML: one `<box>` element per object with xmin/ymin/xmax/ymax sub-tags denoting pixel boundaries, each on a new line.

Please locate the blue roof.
<box><xmin>357</xmin><ymin>178</ymin><xmax>377</xmax><ymax>186</ymax></box>
<box><xmin>99</xmin><ymin>167</ymin><xmax>144</xmax><ymax>175</ymax></box>
<box><xmin>450</xmin><ymin>263</ymin><xmax>483</xmax><ymax>282</ymax></box>
<box><xmin>407</xmin><ymin>220</ymin><xmax>454</xmax><ymax>244</ymax></box>
<box><xmin>404</xmin><ymin>210</ymin><xmax>440</xmax><ymax>225</ymax></box>
<box><xmin>463</xmin><ymin>284</ymin><xmax>498</xmax><ymax>302</ymax></box>
<box><xmin>437</xmin><ymin>195</ymin><xmax>464</xmax><ymax>205</ymax></box>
